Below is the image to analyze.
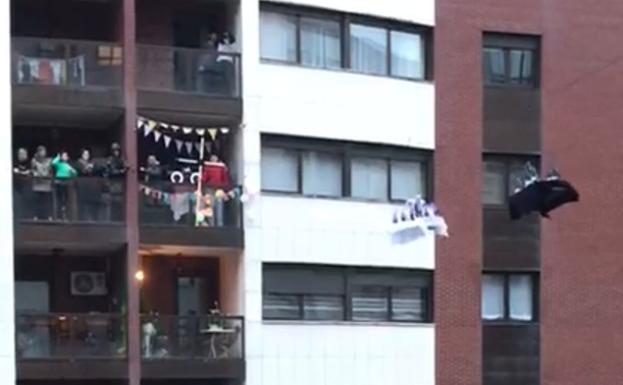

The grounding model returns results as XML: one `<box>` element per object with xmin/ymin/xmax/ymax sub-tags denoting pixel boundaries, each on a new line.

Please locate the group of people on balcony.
<box><xmin>139</xmin><ymin>152</ymin><xmax>233</xmax><ymax>227</ymax></box>
<box><xmin>13</xmin><ymin>143</ymin><xmax>127</xmax><ymax>222</ymax></box>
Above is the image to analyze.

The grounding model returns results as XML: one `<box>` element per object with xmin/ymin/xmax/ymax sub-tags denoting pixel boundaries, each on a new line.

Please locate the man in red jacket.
<box><xmin>201</xmin><ymin>154</ymin><xmax>231</xmax><ymax>226</ymax></box>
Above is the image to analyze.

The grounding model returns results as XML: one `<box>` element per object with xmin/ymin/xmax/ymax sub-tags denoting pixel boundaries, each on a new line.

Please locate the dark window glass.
<box><xmin>264</xmin><ymin>293</ymin><xmax>300</xmax><ymax>319</ymax></box>
<box><xmin>303</xmin><ymin>294</ymin><xmax>345</xmax><ymax>320</ymax></box>
<box><xmin>391</xmin><ymin>287</ymin><xmax>426</xmax><ymax>321</ymax></box>
<box><xmin>351</xmin><ymin>286</ymin><xmax>389</xmax><ymax>321</ymax></box>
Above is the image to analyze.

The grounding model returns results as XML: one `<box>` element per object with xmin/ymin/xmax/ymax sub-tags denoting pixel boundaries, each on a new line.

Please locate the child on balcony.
<box><xmin>52</xmin><ymin>151</ymin><xmax>77</xmax><ymax>220</ymax></box>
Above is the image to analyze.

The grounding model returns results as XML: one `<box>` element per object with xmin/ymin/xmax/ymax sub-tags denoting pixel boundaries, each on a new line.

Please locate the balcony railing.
<box><xmin>139</xmin><ymin>180</ymin><xmax>242</xmax><ymax>229</ymax></box>
<box><xmin>137</xmin><ymin>44</ymin><xmax>241</xmax><ymax>97</ymax></box>
<box><xmin>11</xmin><ymin>37</ymin><xmax>123</xmax><ymax>88</ymax></box>
<box><xmin>14</xmin><ymin>175</ymin><xmax>125</xmax><ymax>223</ymax></box>
<box><xmin>141</xmin><ymin>314</ymin><xmax>244</xmax><ymax>360</ymax></box>
<box><xmin>16</xmin><ymin>313</ymin><xmax>126</xmax><ymax>360</ymax></box>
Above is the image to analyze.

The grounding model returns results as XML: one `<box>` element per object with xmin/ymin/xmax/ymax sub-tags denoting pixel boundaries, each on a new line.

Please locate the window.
<box><xmin>300</xmin><ymin>17</ymin><xmax>342</xmax><ymax>69</ymax></box>
<box><xmin>97</xmin><ymin>45</ymin><xmax>123</xmax><ymax>66</ymax></box>
<box><xmin>260</xmin><ymin>5</ymin><xmax>429</xmax><ymax>80</ymax></box>
<box><xmin>261</xmin><ymin>147</ymin><xmax>299</xmax><ymax>192</ymax></box>
<box><xmin>350</xmin><ymin>24</ymin><xmax>387</xmax><ymax>75</ymax></box>
<box><xmin>482</xmin><ymin>273</ymin><xmax>537</xmax><ymax>322</ymax></box>
<box><xmin>263</xmin><ymin>264</ymin><xmax>433</xmax><ymax>323</ymax></box>
<box><xmin>390</xmin><ymin>31</ymin><xmax>424</xmax><ymax>79</ymax></box>
<box><xmin>302</xmin><ymin>151</ymin><xmax>342</xmax><ymax>197</ymax></box>
<box><xmin>351</xmin><ymin>157</ymin><xmax>388</xmax><ymax>200</ymax></box>
<box><xmin>482</xmin><ymin>33</ymin><xmax>539</xmax><ymax>86</ymax></box>
<box><xmin>260</xmin><ymin>11</ymin><xmax>298</xmax><ymax>62</ymax></box>
<box><xmin>482</xmin><ymin>157</ymin><xmax>539</xmax><ymax>205</ymax></box>
<box><xmin>262</xmin><ymin>136</ymin><xmax>431</xmax><ymax>201</ymax></box>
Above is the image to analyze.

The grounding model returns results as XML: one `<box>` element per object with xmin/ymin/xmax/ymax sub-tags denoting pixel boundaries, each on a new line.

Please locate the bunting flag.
<box><xmin>144</xmin><ymin>122</ymin><xmax>155</xmax><ymax>137</ymax></box>
<box><xmin>163</xmin><ymin>135</ymin><xmax>172</xmax><ymax>148</ymax></box>
<box><xmin>194</xmin><ymin>142</ymin><xmax>202</xmax><ymax>154</ymax></box>
<box><xmin>171</xmin><ymin>125</ymin><xmax>180</xmax><ymax>132</ymax></box>
<box><xmin>154</xmin><ymin>131</ymin><xmax>162</xmax><ymax>143</ymax></box>
<box><xmin>160</xmin><ymin>123</ymin><xmax>169</xmax><ymax>129</ymax></box>
<box><xmin>175</xmin><ymin>140</ymin><xmax>183</xmax><ymax>153</ymax></box>
<box><xmin>196</xmin><ymin>128</ymin><xmax>205</xmax><ymax>136</ymax></box>
<box><xmin>183</xmin><ymin>127</ymin><xmax>193</xmax><ymax>135</ymax></box>
<box><xmin>220</xmin><ymin>127</ymin><xmax>230</xmax><ymax>134</ymax></box>
<box><xmin>185</xmin><ymin>141</ymin><xmax>193</xmax><ymax>155</ymax></box>
<box><xmin>140</xmin><ymin>183</ymin><xmax>247</xmax><ymax>206</ymax></box>
<box><xmin>205</xmin><ymin>142</ymin><xmax>212</xmax><ymax>154</ymax></box>
<box><xmin>136</xmin><ymin>117</ymin><xmax>145</xmax><ymax>130</ymax></box>
<box><xmin>208</xmin><ymin>128</ymin><xmax>218</xmax><ymax>141</ymax></box>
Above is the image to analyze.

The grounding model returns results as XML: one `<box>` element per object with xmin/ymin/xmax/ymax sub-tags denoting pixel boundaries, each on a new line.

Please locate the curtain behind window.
<box><xmin>301</xmin><ymin>17</ymin><xmax>341</xmax><ymax>69</ymax></box>
<box><xmin>482</xmin><ymin>161</ymin><xmax>506</xmax><ymax>204</ymax></box>
<box><xmin>260</xmin><ymin>12</ymin><xmax>297</xmax><ymax>62</ymax></box>
<box><xmin>509</xmin><ymin>275</ymin><xmax>533</xmax><ymax>321</ymax></box>
<box><xmin>482</xmin><ymin>274</ymin><xmax>505</xmax><ymax>320</ymax></box>
<box><xmin>351</xmin><ymin>157</ymin><xmax>388</xmax><ymax>200</ymax></box>
<box><xmin>483</xmin><ymin>47</ymin><xmax>505</xmax><ymax>84</ymax></box>
<box><xmin>302</xmin><ymin>151</ymin><xmax>342</xmax><ymax>197</ymax></box>
<box><xmin>390</xmin><ymin>31</ymin><xmax>424</xmax><ymax>79</ymax></box>
<box><xmin>350</xmin><ymin>24</ymin><xmax>387</xmax><ymax>75</ymax></box>
<box><xmin>261</xmin><ymin>147</ymin><xmax>298</xmax><ymax>192</ymax></box>
<box><xmin>351</xmin><ymin>286</ymin><xmax>388</xmax><ymax>321</ymax></box>
<box><xmin>391</xmin><ymin>160</ymin><xmax>425</xmax><ymax>200</ymax></box>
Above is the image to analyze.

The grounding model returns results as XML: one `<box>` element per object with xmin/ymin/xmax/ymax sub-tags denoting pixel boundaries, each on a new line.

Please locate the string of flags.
<box><xmin>391</xmin><ymin>197</ymin><xmax>448</xmax><ymax>244</ymax></box>
<box><xmin>139</xmin><ymin>184</ymin><xmax>246</xmax><ymax>205</ymax></box>
<box><xmin>136</xmin><ymin>116</ymin><xmax>231</xmax><ymax>156</ymax></box>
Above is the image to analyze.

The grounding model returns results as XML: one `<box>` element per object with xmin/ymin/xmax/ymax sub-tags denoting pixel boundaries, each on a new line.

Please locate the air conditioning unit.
<box><xmin>70</xmin><ymin>272</ymin><xmax>108</xmax><ymax>296</ymax></box>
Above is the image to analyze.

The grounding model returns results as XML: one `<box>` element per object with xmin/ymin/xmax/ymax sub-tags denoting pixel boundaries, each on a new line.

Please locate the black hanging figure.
<box><xmin>508</xmin><ymin>165</ymin><xmax>579</xmax><ymax>220</ymax></box>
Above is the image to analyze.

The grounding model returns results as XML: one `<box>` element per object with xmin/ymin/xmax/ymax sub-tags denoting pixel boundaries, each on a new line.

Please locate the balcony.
<box><xmin>11</xmin><ymin>37</ymin><xmax>124</xmax><ymax>127</ymax></box>
<box><xmin>16</xmin><ymin>312</ymin><xmax>127</xmax><ymax>380</ymax></box>
<box><xmin>141</xmin><ymin>314</ymin><xmax>245</xmax><ymax>380</ymax></box>
<box><xmin>14</xmin><ymin>175</ymin><xmax>126</xmax><ymax>252</ymax></box>
<box><xmin>139</xmin><ymin>179</ymin><xmax>244</xmax><ymax>249</ymax></box>
<box><xmin>137</xmin><ymin>45</ymin><xmax>242</xmax><ymax>125</ymax></box>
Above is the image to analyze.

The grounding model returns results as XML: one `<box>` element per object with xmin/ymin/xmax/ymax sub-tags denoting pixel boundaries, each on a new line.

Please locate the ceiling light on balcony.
<box><xmin>135</xmin><ymin>270</ymin><xmax>145</xmax><ymax>283</ymax></box>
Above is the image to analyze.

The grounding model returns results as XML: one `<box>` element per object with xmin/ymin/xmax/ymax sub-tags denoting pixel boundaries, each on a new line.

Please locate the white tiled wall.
<box><xmin>246</xmin><ymin>323</ymin><xmax>435</xmax><ymax>385</ymax></box>
<box><xmin>0</xmin><ymin>0</ymin><xmax>15</xmax><ymax>382</ymax></box>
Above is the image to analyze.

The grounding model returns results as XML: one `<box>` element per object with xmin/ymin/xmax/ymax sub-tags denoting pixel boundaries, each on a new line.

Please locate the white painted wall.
<box><xmin>0</xmin><ymin>0</ymin><xmax>15</xmax><ymax>381</ymax></box>
<box><xmin>247</xmin><ymin>196</ymin><xmax>435</xmax><ymax>269</ymax></box>
<box><xmin>255</xmin><ymin>64</ymin><xmax>435</xmax><ymax>149</ymax></box>
<box><xmin>247</xmin><ymin>323</ymin><xmax>434</xmax><ymax>385</ymax></box>
<box><xmin>267</xmin><ymin>0</ymin><xmax>434</xmax><ymax>26</ymax></box>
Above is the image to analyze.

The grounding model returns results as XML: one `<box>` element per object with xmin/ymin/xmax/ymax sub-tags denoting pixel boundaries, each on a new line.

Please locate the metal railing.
<box><xmin>16</xmin><ymin>313</ymin><xmax>126</xmax><ymax>360</ymax></box>
<box><xmin>11</xmin><ymin>37</ymin><xmax>123</xmax><ymax>87</ymax></box>
<box><xmin>14</xmin><ymin>175</ymin><xmax>126</xmax><ymax>223</ymax></box>
<box><xmin>140</xmin><ymin>314</ymin><xmax>244</xmax><ymax>360</ymax></box>
<box><xmin>137</xmin><ymin>44</ymin><xmax>241</xmax><ymax>97</ymax></box>
<box><xmin>139</xmin><ymin>179</ymin><xmax>242</xmax><ymax>229</ymax></box>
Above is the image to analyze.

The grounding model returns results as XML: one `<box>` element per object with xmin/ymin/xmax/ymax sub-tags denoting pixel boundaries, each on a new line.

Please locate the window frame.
<box><xmin>482</xmin><ymin>33</ymin><xmax>540</xmax><ymax>88</ymax></box>
<box><xmin>262</xmin><ymin>263</ymin><xmax>434</xmax><ymax>324</ymax></box>
<box><xmin>482</xmin><ymin>272</ymin><xmax>539</xmax><ymax>324</ymax></box>
<box><xmin>482</xmin><ymin>154</ymin><xmax>540</xmax><ymax>207</ymax></box>
<box><xmin>260</xmin><ymin>3</ymin><xmax>432</xmax><ymax>81</ymax></box>
<box><xmin>261</xmin><ymin>135</ymin><xmax>433</xmax><ymax>202</ymax></box>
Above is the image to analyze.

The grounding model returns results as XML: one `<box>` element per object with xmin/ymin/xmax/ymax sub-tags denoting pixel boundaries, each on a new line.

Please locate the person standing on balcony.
<box><xmin>201</xmin><ymin>154</ymin><xmax>231</xmax><ymax>227</ymax></box>
<box><xmin>13</xmin><ymin>148</ymin><xmax>31</xmax><ymax>220</ymax></box>
<box><xmin>52</xmin><ymin>151</ymin><xmax>77</xmax><ymax>221</ymax></box>
<box><xmin>217</xmin><ymin>32</ymin><xmax>237</xmax><ymax>95</ymax></box>
<box><xmin>31</xmin><ymin>145</ymin><xmax>53</xmax><ymax>220</ymax></box>
<box><xmin>105</xmin><ymin>142</ymin><xmax>127</xmax><ymax>221</ymax></box>
<box><xmin>76</xmin><ymin>148</ymin><xmax>102</xmax><ymax>222</ymax></box>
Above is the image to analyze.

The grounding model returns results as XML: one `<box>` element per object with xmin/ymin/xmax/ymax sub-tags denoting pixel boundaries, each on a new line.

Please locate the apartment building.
<box><xmin>7</xmin><ymin>1</ymin><xmax>623</xmax><ymax>385</ymax></box>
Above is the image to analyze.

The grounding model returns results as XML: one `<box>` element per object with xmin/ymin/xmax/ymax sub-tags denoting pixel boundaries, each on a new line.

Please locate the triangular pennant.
<box><xmin>183</xmin><ymin>127</ymin><xmax>193</xmax><ymax>135</ymax></box>
<box><xmin>220</xmin><ymin>127</ymin><xmax>230</xmax><ymax>134</ymax></box>
<box><xmin>196</xmin><ymin>128</ymin><xmax>205</xmax><ymax>136</ymax></box>
<box><xmin>154</xmin><ymin>131</ymin><xmax>162</xmax><ymax>143</ymax></box>
<box><xmin>208</xmin><ymin>128</ymin><xmax>218</xmax><ymax>141</ymax></box>
<box><xmin>163</xmin><ymin>135</ymin><xmax>172</xmax><ymax>148</ymax></box>
<box><xmin>144</xmin><ymin>121</ymin><xmax>155</xmax><ymax>137</ymax></box>
<box><xmin>194</xmin><ymin>142</ymin><xmax>202</xmax><ymax>154</ymax></box>
<box><xmin>175</xmin><ymin>140</ymin><xmax>183</xmax><ymax>153</ymax></box>
<box><xmin>136</xmin><ymin>117</ymin><xmax>145</xmax><ymax>130</ymax></box>
<box><xmin>144</xmin><ymin>187</ymin><xmax>151</xmax><ymax>196</ymax></box>
<box><xmin>185</xmin><ymin>141</ymin><xmax>194</xmax><ymax>155</ymax></box>
<box><xmin>171</xmin><ymin>125</ymin><xmax>180</xmax><ymax>132</ymax></box>
<box><xmin>205</xmin><ymin>142</ymin><xmax>212</xmax><ymax>154</ymax></box>
<box><xmin>160</xmin><ymin>123</ymin><xmax>169</xmax><ymax>129</ymax></box>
